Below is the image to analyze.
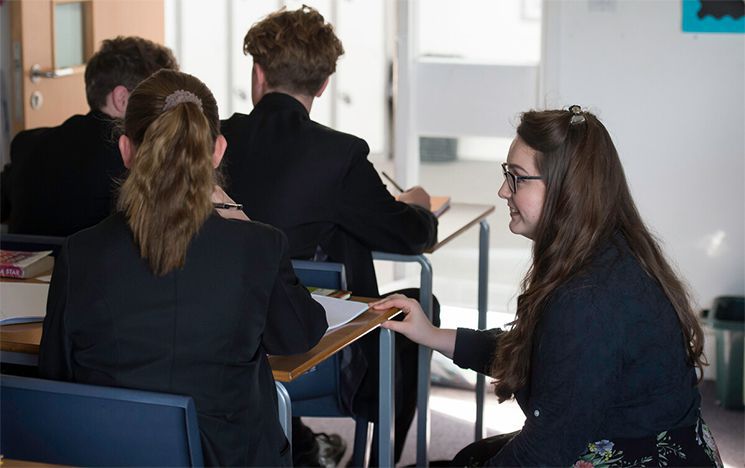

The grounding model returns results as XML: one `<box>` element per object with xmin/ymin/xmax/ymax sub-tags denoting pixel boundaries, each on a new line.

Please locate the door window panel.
<box><xmin>54</xmin><ymin>2</ymin><xmax>87</xmax><ymax>68</ymax></box>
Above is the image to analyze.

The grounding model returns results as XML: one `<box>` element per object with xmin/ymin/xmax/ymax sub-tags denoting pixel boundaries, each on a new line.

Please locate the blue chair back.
<box><xmin>288</xmin><ymin>260</ymin><xmax>346</xmax><ymax>404</ymax></box>
<box><xmin>0</xmin><ymin>233</ymin><xmax>66</xmax><ymax>257</ymax></box>
<box><xmin>1</xmin><ymin>374</ymin><xmax>204</xmax><ymax>467</ymax></box>
<box><xmin>292</xmin><ymin>259</ymin><xmax>348</xmax><ymax>290</ymax></box>
<box><xmin>289</xmin><ymin>261</ymin><xmax>376</xmax><ymax>465</ymax></box>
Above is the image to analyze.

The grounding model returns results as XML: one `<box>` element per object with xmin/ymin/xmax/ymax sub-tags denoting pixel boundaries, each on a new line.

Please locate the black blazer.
<box><xmin>39</xmin><ymin>212</ymin><xmax>328</xmax><ymax>467</ymax></box>
<box><xmin>221</xmin><ymin>93</ymin><xmax>438</xmax><ymax>297</ymax></box>
<box><xmin>1</xmin><ymin>111</ymin><xmax>126</xmax><ymax>236</ymax></box>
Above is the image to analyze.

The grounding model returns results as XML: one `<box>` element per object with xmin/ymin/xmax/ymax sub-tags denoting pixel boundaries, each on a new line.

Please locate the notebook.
<box><xmin>394</xmin><ymin>194</ymin><xmax>451</xmax><ymax>217</ymax></box>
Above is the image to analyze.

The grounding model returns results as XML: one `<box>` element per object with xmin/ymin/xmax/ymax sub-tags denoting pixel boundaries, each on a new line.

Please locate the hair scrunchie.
<box><xmin>162</xmin><ymin>89</ymin><xmax>203</xmax><ymax>112</ymax></box>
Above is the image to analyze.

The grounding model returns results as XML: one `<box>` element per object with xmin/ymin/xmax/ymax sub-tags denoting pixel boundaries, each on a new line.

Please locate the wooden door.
<box><xmin>9</xmin><ymin>0</ymin><xmax>164</xmax><ymax>136</ymax></box>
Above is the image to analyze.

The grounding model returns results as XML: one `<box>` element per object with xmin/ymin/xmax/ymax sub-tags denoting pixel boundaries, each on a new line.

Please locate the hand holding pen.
<box><xmin>382</xmin><ymin>171</ymin><xmax>432</xmax><ymax>211</ymax></box>
<box><xmin>211</xmin><ymin>185</ymin><xmax>250</xmax><ymax>221</ymax></box>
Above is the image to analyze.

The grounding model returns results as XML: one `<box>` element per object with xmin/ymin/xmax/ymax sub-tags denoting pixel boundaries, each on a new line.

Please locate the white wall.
<box><xmin>541</xmin><ymin>0</ymin><xmax>745</xmax><ymax>310</ymax></box>
<box><xmin>417</xmin><ymin>61</ymin><xmax>538</xmax><ymax>138</ymax></box>
<box><xmin>164</xmin><ymin>0</ymin><xmax>236</xmax><ymax>118</ymax></box>
<box><xmin>163</xmin><ymin>0</ymin><xmax>386</xmax><ymax>153</ymax></box>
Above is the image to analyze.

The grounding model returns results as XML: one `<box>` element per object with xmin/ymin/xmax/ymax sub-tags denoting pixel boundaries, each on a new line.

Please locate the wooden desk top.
<box><xmin>0</xmin><ymin>204</ymin><xmax>488</xmax><ymax>380</ymax></box>
<box><xmin>0</xmin><ymin>297</ymin><xmax>400</xmax><ymax>383</ymax></box>
<box><xmin>427</xmin><ymin>202</ymin><xmax>495</xmax><ymax>253</ymax></box>
<box><xmin>0</xmin><ymin>458</ymin><xmax>69</xmax><ymax>467</ymax></box>
<box><xmin>0</xmin><ymin>321</ymin><xmax>42</xmax><ymax>354</ymax></box>
<box><xmin>270</xmin><ymin>297</ymin><xmax>400</xmax><ymax>382</ymax></box>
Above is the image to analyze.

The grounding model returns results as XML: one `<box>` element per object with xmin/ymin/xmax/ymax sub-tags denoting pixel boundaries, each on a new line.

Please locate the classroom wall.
<box><xmin>163</xmin><ymin>0</ymin><xmax>386</xmax><ymax>154</ymax></box>
<box><xmin>541</xmin><ymin>0</ymin><xmax>745</xmax><ymax>312</ymax></box>
<box><xmin>416</xmin><ymin>61</ymin><xmax>538</xmax><ymax>139</ymax></box>
<box><xmin>0</xmin><ymin>3</ymin><xmax>10</xmax><ymax>165</ymax></box>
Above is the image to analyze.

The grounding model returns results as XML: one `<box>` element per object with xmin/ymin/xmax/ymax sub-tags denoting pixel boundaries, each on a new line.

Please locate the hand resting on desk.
<box><xmin>372</xmin><ymin>293</ymin><xmax>456</xmax><ymax>359</ymax></box>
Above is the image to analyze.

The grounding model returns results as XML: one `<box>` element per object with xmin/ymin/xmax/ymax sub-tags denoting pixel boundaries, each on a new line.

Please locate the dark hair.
<box><xmin>243</xmin><ymin>5</ymin><xmax>344</xmax><ymax>95</ymax></box>
<box><xmin>117</xmin><ymin>70</ymin><xmax>219</xmax><ymax>276</ymax></box>
<box><xmin>490</xmin><ymin>108</ymin><xmax>706</xmax><ymax>401</ymax></box>
<box><xmin>85</xmin><ymin>36</ymin><xmax>178</xmax><ymax>110</ymax></box>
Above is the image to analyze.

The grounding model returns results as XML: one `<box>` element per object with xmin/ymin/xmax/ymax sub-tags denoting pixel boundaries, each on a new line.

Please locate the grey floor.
<box><xmin>304</xmin><ymin>379</ymin><xmax>744</xmax><ymax>467</ymax></box>
<box><xmin>305</xmin><ymin>156</ymin><xmax>744</xmax><ymax>467</ymax></box>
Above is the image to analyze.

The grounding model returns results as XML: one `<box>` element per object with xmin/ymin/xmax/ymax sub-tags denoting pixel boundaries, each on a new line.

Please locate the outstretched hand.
<box><xmin>372</xmin><ymin>293</ymin><xmax>434</xmax><ymax>342</ymax></box>
<box><xmin>372</xmin><ymin>294</ymin><xmax>456</xmax><ymax>359</ymax></box>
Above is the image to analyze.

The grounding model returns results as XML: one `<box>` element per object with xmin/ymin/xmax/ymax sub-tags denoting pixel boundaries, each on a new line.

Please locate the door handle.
<box><xmin>30</xmin><ymin>64</ymin><xmax>74</xmax><ymax>83</ymax></box>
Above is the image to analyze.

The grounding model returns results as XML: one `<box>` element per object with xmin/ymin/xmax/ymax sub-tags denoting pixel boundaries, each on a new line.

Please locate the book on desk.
<box><xmin>1</xmin><ymin>252</ymin><xmax>53</xmax><ymax>325</ymax></box>
<box><xmin>394</xmin><ymin>194</ymin><xmax>451</xmax><ymax>217</ymax></box>
<box><xmin>0</xmin><ymin>281</ymin><xmax>49</xmax><ymax>325</ymax></box>
<box><xmin>430</xmin><ymin>196</ymin><xmax>451</xmax><ymax>217</ymax></box>
<box><xmin>306</xmin><ymin>286</ymin><xmax>352</xmax><ymax>300</ymax></box>
<box><xmin>0</xmin><ymin>250</ymin><xmax>54</xmax><ymax>279</ymax></box>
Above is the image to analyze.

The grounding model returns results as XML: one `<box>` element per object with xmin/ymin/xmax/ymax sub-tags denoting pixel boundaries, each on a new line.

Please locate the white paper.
<box><xmin>311</xmin><ymin>294</ymin><xmax>369</xmax><ymax>331</ymax></box>
<box><xmin>0</xmin><ymin>281</ymin><xmax>49</xmax><ymax>324</ymax></box>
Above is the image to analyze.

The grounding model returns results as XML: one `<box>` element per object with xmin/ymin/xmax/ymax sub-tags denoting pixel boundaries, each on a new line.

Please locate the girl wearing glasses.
<box><xmin>374</xmin><ymin>107</ymin><xmax>721</xmax><ymax>466</ymax></box>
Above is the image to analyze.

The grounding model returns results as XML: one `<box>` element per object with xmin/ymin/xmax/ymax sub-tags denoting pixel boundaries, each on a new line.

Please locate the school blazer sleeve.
<box><xmin>262</xmin><ymin>230</ymin><xmax>328</xmax><ymax>355</ymax></box>
<box><xmin>334</xmin><ymin>139</ymin><xmax>438</xmax><ymax>255</ymax></box>
<box><xmin>38</xmin><ymin>240</ymin><xmax>73</xmax><ymax>380</ymax></box>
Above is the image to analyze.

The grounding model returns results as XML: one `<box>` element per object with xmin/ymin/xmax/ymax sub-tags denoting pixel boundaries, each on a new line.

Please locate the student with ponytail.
<box><xmin>39</xmin><ymin>69</ymin><xmax>328</xmax><ymax>467</ymax></box>
<box><xmin>374</xmin><ymin>107</ymin><xmax>722</xmax><ymax>466</ymax></box>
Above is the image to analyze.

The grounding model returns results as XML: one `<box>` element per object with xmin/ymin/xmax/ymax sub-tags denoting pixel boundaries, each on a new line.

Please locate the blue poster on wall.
<box><xmin>682</xmin><ymin>0</ymin><xmax>745</xmax><ymax>33</ymax></box>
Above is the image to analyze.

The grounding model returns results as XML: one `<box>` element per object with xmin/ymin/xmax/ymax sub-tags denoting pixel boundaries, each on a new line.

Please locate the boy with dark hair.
<box><xmin>222</xmin><ymin>6</ymin><xmax>439</xmax><ymax>465</ymax></box>
<box><xmin>1</xmin><ymin>36</ymin><xmax>178</xmax><ymax>236</ymax></box>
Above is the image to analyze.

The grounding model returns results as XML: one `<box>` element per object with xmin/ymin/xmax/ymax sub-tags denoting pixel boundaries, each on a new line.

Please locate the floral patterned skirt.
<box><xmin>573</xmin><ymin>415</ymin><xmax>722</xmax><ymax>467</ymax></box>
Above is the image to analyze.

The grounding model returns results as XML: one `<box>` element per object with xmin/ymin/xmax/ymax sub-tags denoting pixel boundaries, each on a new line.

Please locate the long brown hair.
<box><xmin>117</xmin><ymin>70</ymin><xmax>220</xmax><ymax>276</ymax></box>
<box><xmin>491</xmin><ymin>108</ymin><xmax>705</xmax><ymax>402</ymax></box>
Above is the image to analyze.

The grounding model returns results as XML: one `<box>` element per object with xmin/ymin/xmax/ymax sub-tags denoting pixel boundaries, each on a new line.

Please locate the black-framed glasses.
<box><xmin>501</xmin><ymin>163</ymin><xmax>542</xmax><ymax>194</ymax></box>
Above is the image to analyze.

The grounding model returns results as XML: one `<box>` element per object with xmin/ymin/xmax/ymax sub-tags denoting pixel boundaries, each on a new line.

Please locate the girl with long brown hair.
<box><xmin>374</xmin><ymin>106</ymin><xmax>721</xmax><ymax>466</ymax></box>
<box><xmin>39</xmin><ymin>69</ymin><xmax>328</xmax><ymax>466</ymax></box>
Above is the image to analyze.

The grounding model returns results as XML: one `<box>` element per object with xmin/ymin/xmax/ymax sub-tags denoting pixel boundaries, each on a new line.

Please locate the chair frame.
<box><xmin>290</xmin><ymin>259</ymin><xmax>373</xmax><ymax>467</ymax></box>
<box><xmin>0</xmin><ymin>233</ymin><xmax>66</xmax><ymax>256</ymax></box>
<box><xmin>1</xmin><ymin>374</ymin><xmax>204</xmax><ymax>467</ymax></box>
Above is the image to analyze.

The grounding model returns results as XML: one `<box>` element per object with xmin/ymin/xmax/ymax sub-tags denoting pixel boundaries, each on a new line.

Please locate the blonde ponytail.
<box><xmin>117</xmin><ymin>70</ymin><xmax>221</xmax><ymax>276</ymax></box>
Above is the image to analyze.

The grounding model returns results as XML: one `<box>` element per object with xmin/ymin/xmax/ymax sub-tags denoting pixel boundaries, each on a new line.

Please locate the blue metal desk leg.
<box><xmin>475</xmin><ymin>220</ymin><xmax>489</xmax><ymax>441</ymax></box>
<box><xmin>370</xmin><ymin>251</ymin><xmax>433</xmax><ymax>467</ymax></box>
<box><xmin>416</xmin><ymin>255</ymin><xmax>433</xmax><ymax>467</ymax></box>
<box><xmin>379</xmin><ymin>327</ymin><xmax>395</xmax><ymax>467</ymax></box>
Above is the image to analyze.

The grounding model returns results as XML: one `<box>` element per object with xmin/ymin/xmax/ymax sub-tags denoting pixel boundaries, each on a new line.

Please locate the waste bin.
<box><xmin>706</xmin><ymin>296</ymin><xmax>744</xmax><ymax>409</ymax></box>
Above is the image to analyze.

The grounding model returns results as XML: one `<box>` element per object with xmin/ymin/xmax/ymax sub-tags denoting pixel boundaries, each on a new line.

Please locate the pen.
<box><xmin>381</xmin><ymin>171</ymin><xmax>405</xmax><ymax>193</ymax></box>
<box><xmin>213</xmin><ymin>202</ymin><xmax>243</xmax><ymax>211</ymax></box>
